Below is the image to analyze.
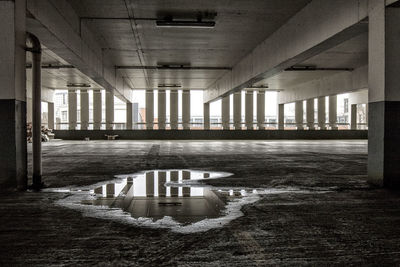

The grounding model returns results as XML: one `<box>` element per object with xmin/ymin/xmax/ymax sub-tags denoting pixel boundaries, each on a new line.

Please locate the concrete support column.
<box><xmin>233</xmin><ymin>92</ymin><xmax>241</xmax><ymax>130</ymax></box>
<box><xmin>105</xmin><ymin>90</ymin><xmax>114</xmax><ymax>130</ymax></box>
<box><xmin>170</xmin><ymin>90</ymin><xmax>178</xmax><ymax>129</ymax></box>
<box><xmin>182</xmin><ymin>90</ymin><xmax>190</xmax><ymax>130</ymax></box>
<box><xmin>0</xmin><ymin>0</ymin><xmax>28</xmax><ymax>190</ymax></box>
<box><xmin>68</xmin><ymin>90</ymin><xmax>77</xmax><ymax>130</ymax></box>
<box><xmin>350</xmin><ymin>104</ymin><xmax>357</xmax><ymax>130</ymax></box>
<box><xmin>48</xmin><ymin>102</ymin><xmax>54</xmax><ymax>129</ymax></box>
<box><xmin>329</xmin><ymin>95</ymin><xmax>338</xmax><ymax>130</ymax></box>
<box><xmin>145</xmin><ymin>90</ymin><xmax>154</xmax><ymax>130</ymax></box>
<box><xmin>221</xmin><ymin>95</ymin><xmax>230</xmax><ymax>130</ymax></box>
<box><xmin>317</xmin><ymin>97</ymin><xmax>326</xmax><ymax>130</ymax></box>
<box><xmin>93</xmin><ymin>89</ymin><xmax>102</xmax><ymax>130</ymax></box>
<box><xmin>257</xmin><ymin>91</ymin><xmax>265</xmax><ymax>130</ymax></box>
<box><xmin>278</xmin><ymin>104</ymin><xmax>284</xmax><ymax>130</ymax></box>
<box><xmin>158</xmin><ymin>90</ymin><xmax>166</xmax><ymax>130</ymax></box>
<box><xmin>367</xmin><ymin>1</ymin><xmax>400</xmax><ymax>187</ymax></box>
<box><xmin>245</xmin><ymin>91</ymin><xmax>254</xmax><ymax>130</ymax></box>
<box><xmin>203</xmin><ymin>102</ymin><xmax>210</xmax><ymax>130</ymax></box>
<box><xmin>295</xmin><ymin>101</ymin><xmax>304</xmax><ymax>130</ymax></box>
<box><xmin>80</xmin><ymin>89</ymin><xmax>89</xmax><ymax>130</ymax></box>
<box><xmin>306</xmin><ymin>99</ymin><xmax>315</xmax><ymax>130</ymax></box>
<box><xmin>126</xmin><ymin>102</ymin><xmax>132</xmax><ymax>130</ymax></box>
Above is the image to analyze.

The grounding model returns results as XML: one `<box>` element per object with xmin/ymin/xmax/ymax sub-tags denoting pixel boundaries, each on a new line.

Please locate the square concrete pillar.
<box><xmin>158</xmin><ymin>171</ymin><xmax>166</xmax><ymax>197</ymax></box>
<box><xmin>126</xmin><ymin>102</ymin><xmax>133</xmax><ymax>130</ymax></box>
<box><xmin>368</xmin><ymin>2</ymin><xmax>400</xmax><ymax>187</ymax></box>
<box><xmin>295</xmin><ymin>100</ymin><xmax>304</xmax><ymax>130</ymax></box>
<box><xmin>317</xmin><ymin>97</ymin><xmax>326</xmax><ymax>130</ymax></box>
<box><xmin>158</xmin><ymin>90</ymin><xmax>166</xmax><ymax>130</ymax></box>
<box><xmin>306</xmin><ymin>99</ymin><xmax>315</xmax><ymax>130</ymax></box>
<box><xmin>145</xmin><ymin>90</ymin><xmax>154</xmax><ymax>130</ymax></box>
<box><xmin>233</xmin><ymin>92</ymin><xmax>242</xmax><ymax>130</ymax></box>
<box><xmin>48</xmin><ymin>102</ymin><xmax>54</xmax><ymax>130</ymax></box>
<box><xmin>0</xmin><ymin>0</ymin><xmax>27</xmax><ymax>191</ymax></box>
<box><xmin>257</xmin><ymin>91</ymin><xmax>265</xmax><ymax>130</ymax></box>
<box><xmin>182</xmin><ymin>90</ymin><xmax>190</xmax><ymax>130</ymax></box>
<box><xmin>105</xmin><ymin>90</ymin><xmax>114</xmax><ymax>130</ymax></box>
<box><xmin>221</xmin><ymin>95</ymin><xmax>230</xmax><ymax>130</ymax></box>
<box><xmin>170</xmin><ymin>90</ymin><xmax>178</xmax><ymax>129</ymax></box>
<box><xmin>93</xmin><ymin>89</ymin><xmax>102</xmax><ymax>130</ymax></box>
<box><xmin>203</xmin><ymin>102</ymin><xmax>210</xmax><ymax>130</ymax></box>
<box><xmin>329</xmin><ymin>95</ymin><xmax>338</xmax><ymax>130</ymax></box>
<box><xmin>146</xmin><ymin>171</ymin><xmax>154</xmax><ymax>197</ymax></box>
<box><xmin>68</xmin><ymin>90</ymin><xmax>77</xmax><ymax>130</ymax></box>
<box><xmin>170</xmin><ymin>171</ymin><xmax>179</xmax><ymax>197</ymax></box>
<box><xmin>278</xmin><ymin>104</ymin><xmax>284</xmax><ymax>130</ymax></box>
<box><xmin>350</xmin><ymin>104</ymin><xmax>357</xmax><ymax>130</ymax></box>
<box><xmin>80</xmin><ymin>89</ymin><xmax>89</xmax><ymax>130</ymax></box>
<box><xmin>245</xmin><ymin>91</ymin><xmax>254</xmax><ymax>130</ymax></box>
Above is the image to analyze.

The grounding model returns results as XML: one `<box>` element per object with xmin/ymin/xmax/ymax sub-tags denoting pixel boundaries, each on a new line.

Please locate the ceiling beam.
<box><xmin>116</xmin><ymin>66</ymin><xmax>231</xmax><ymax>70</ymax></box>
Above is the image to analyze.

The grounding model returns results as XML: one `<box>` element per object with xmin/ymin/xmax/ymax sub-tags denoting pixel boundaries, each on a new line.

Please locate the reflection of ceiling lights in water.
<box><xmin>53</xmin><ymin>170</ymin><xmax>318</xmax><ymax>233</ymax></box>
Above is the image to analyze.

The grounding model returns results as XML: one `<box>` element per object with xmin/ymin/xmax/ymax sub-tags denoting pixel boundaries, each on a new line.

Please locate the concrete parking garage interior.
<box><xmin>1</xmin><ymin>0</ymin><xmax>400</xmax><ymax>265</ymax></box>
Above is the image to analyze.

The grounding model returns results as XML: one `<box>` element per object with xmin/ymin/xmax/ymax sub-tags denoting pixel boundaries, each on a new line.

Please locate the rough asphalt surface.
<box><xmin>2</xmin><ymin>140</ymin><xmax>400</xmax><ymax>266</ymax></box>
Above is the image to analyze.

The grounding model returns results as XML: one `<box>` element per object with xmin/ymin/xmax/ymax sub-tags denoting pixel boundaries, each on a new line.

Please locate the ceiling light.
<box><xmin>158</xmin><ymin>84</ymin><xmax>182</xmax><ymax>88</ymax></box>
<box><xmin>156</xmin><ymin>20</ymin><xmax>215</xmax><ymax>28</ymax></box>
<box><xmin>67</xmin><ymin>83</ymin><xmax>91</xmax><ymax>88</ymax></box>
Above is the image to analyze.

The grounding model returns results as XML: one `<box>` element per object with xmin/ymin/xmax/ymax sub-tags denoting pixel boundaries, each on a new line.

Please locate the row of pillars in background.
<box><xmin>203</xmin><ymin>90</ymin><xmax>266</xmax><ymax>130</ymax></box>
<box><xmin>145</xmin><ymin>89</ymin><xmax>191</xmax><ymax>130</ymax></box>
<box><xmin>277</xmin><ymin>95</ymin><xmax>366</xmax><ymax>130</ymax></box>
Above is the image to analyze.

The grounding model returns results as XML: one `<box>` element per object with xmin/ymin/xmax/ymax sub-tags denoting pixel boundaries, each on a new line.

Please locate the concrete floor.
<box><xmin>2</xmin><ymin>140</ymin><xmax>400</xmax><ymax>266</ymax></box>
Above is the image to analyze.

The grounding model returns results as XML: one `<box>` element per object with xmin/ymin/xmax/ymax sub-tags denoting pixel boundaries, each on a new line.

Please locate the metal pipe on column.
<box><xmin>26</xmin><ymin>33</ymin><xmax>42</xmax><ymax>190</ymax></box>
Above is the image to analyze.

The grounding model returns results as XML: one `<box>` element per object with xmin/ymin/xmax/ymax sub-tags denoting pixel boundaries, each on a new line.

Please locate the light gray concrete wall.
<box><xmin>204</xmin><ymin>0</ymin><xmax>373</xmax><ymax>102</ymax></box>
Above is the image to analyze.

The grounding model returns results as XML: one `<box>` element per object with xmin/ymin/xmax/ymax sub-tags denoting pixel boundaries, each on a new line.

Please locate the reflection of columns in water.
<box><xmin>170</xmin><ymin>171</ymin><xmax>179</xmax><ymax>197</ymax></box>
<box><xmin>106</xmin><ymin>184</ymin><xmax>115</xmax><ymax>198</ymax></box>
<box><xmin>146</xmin><ymin>171</ymin><xmax>154</xmax><ymax>197</ymax></box>
<box><xmin>182</xmin><ymin>171</ymin><xmax>191</xmax><ymax>197</ymax></box>
<box><xmin>158</xmin><ymin>171</ymin><xmax>166</xmax><ymax>197</ymax></box>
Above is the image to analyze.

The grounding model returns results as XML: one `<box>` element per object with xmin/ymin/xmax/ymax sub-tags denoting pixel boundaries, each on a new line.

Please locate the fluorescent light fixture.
<box><xmin>158</xmin><ymin>84</ymin><xmax>182</xmax><ymax>88</ymax></box>
<box><xmin>67</xmin><ymin>83</ymin><xmax>91</xmax><ymax>88</ymax></box>
<box><xmin>156</xmin><ymin>20</ymin><xmax>215</xmax><ymax>28</ymax></box>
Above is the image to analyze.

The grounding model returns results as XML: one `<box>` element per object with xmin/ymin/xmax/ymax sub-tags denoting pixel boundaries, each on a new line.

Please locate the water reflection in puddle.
<box><xmin>54</xmin><ymin>170</ymin><xmax>317</xmax><ymax>233</ymax></box>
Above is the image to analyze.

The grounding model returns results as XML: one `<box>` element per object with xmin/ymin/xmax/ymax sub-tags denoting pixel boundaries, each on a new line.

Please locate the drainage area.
<box><xmin>55</xmin><ymin>170</ymin><xmax>318</xmax><ymax>233</ymax></box>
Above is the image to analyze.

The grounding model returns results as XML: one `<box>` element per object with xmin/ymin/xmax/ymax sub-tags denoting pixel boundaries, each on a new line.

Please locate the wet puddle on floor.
<box><xmin>52</xmin><ymin>170</ymin><xmax>320</xmax><ymax>233</ymax></box>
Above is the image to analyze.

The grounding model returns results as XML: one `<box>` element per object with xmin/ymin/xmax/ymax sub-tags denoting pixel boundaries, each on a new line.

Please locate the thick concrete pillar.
<box><xmin>68</xmin><ymin>90</ymin><xmax>77</xmax><ymax>130</ymax></box>
<box><xmin>158</xmin><ymin>90</ymin><xmax>166</xmax><ymax>130</ymax></box>
<box><xmin>182</xmin><ymin>90</ymin><xmax>190</xmax><ymax>130</ymax></box>
<box><xmin>306</xmin><ymin>99</ymin><xmax>315</xmax><ymax>130</ymax></box>
<box><xmin>245</xmin><ymin>91</ymin><xmax>254</xmax><ymax>130</ymax></box>
<box><xmin>93</xmin><ymin>89</ymin><xmax>102</xmax><ymax>130</ymax></box>
<box><xmin>170</xmin><ymin>171</ymin><xmax>179</xmax><ymax>197</ymax></box>
<box><xmin>80</xmin><ymin>89</ymin><xmax>89</xmax><ymax>130</ymax></box>
<box><xmin>146</xmin><ymin>90</ymin><xmax>154</xmax><ymax>130</ymax></box>
<box><xmin>221</xmin><ymin>95</ymin><xmax>230</xmax><ymax>130</ymax></box>
<box><xmin>203</xmin><ymin>102</ymin><xmax>210</xmax><ymax>130</ymax></box>
<box><xmin>126</xmin><ymin>102</ymin><xmax>132</xmax><ymax>130</ymax></box>
<box><xmin>105</xmin><ymin>90</ymin><xmax>114</xmax><ymax>130</ymax></box>
<box><xmin>48</xmin><ymin>102</ymin><xmax>54</xmax><ymax>129</ymax></box>
<box><xmin>158</xmin><ymin>171</ymin><xmax>166</xmax><ymax>197</ymax></box>
<box><xmin>368</xmin><ymin>1</ymin><xmax>400</xmax><ymax>187</ymax></box>
<box><xmin>233</xmin><ymin>92</ymin><xmax>241</xmax><ymax>130</ymax></box>
<box><xmin>146</xmin><ymin>171</ymin><xmax>154</xmax><ymax>197</ymax></box>
<box><xmin>257</xmin><ymin>91</ymin><xmax>265</xmax><ymax>130</ymax></box>
<box><xmin>170</xmin><ymin>90</ymin><xmax>178</xmax><ymax>129</ymax></box>
<box><xmin>278</xmin><ymin>104</ymin><xmax>284</xmax><ymax>130</ymax></box>
<box><xmin>317</xmin><ymin>96</ymin><xmax>326</xmax><ymax>130</ymax></box>
<box><xmin>350</xmin><ymin>104</ymin><xmax>357</xmax><ymax>130</ymax></box>
<box><xmin>329</xmin><ymin>95</ymin><xmax>338</xmax><ymax>130</ymax></box>
<box><xmin>133</xmin><ymin>103</ymin><xmax>139</xmax><ymax>129</ymax></box>
<box><xmin>295</xmin><ymin>101</ymin><xmax>304</xmax><ymax>130</ymax></box>
<box><xmin>0</xmin><ymin>0</ymin><xmax>27</xmax><ymax>190</ymax></box>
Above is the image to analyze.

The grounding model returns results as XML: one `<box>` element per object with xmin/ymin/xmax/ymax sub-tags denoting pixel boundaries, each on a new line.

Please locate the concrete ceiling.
<box><xmin>64</xmin><ymin>0</ymin><xmax>311</xmax><ymax>90</ymax></box>
<box><xmin>28</xmin><ymin>0</ymin><xmax>368</xmax><ymax>95</ymax></box>
<box><xmin>253</xmin><ymin>32</ymin><xmax>368</xmax><ymax>90</ymax></box>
